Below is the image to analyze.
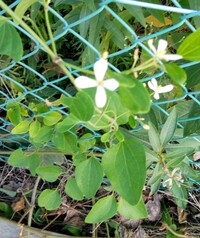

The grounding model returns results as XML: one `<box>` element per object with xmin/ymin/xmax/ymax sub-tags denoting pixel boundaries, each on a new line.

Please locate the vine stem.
<box><xmin>28</xmin><ymin>176</ymin><xmax>41</xmax><ymax>227</ymax></box>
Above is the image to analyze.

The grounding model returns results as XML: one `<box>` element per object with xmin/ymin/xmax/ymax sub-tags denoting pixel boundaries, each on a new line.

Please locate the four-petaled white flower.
<box><xmin>148</xmin><ymin>39</ymin><xmax>182</xmax><ymax>61</ymax></box>
<box><xmin>148</xmin><ymin>78</ymin><xmax>173</xmax><ymax>100</ymax></box>
<box><xmin>75</xmin><ymin>57</ymin><xmax>119</xmax><ymax>108</ymax></box>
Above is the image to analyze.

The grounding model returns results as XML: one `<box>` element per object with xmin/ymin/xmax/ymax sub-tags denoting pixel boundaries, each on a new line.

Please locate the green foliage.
<box><xmin>38</xmin><ymin>189</ymin><xmax>62</xmax><ymax>210</ymax></box>
<box><xmin>0</xmin><ymin>21</ymin><xmax>23</xmax><ymax>61</ymax></box>
<box><xmin>36</xmin><ymin>165</ymin><xmax>62</xmax><ymax>182</ymax></box>
<box><xmin>102</xmin><ymin>138</ymin><xmax>146</xmax><ymax>205</ymax></box>
<box><xmin>75</xmin><ymin>157</ymin><xmax>103</xmax><ymax>199</ymax></box>
<box><xmin>85</xmin><ymin>194</ymin><xmax>117</xmax><ymax>223</ymax></box>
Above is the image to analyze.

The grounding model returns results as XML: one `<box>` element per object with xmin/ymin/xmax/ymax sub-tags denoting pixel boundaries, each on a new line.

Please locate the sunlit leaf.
<box><xmin>11</xmin><ymin>120</ymin><xmax>30</xmax><ymax>134</ymax></box>
<box><xmin>36</xmin><ymin>165</ymin><xmax>62</xmax><ymax>182</ymax></box>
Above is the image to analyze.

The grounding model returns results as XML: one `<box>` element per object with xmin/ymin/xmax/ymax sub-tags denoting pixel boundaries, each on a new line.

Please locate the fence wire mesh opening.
<box><xmin>0</xmin><ymin>0</ymin><xmax>200</xmax><ymax>227</ymax></box>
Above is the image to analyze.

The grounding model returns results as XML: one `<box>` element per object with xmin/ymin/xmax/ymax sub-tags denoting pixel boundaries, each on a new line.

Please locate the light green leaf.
<box><xmin>102</xmin><ymin>138</ymin><xmax>146</xmax><ymax>205</ymax></box>
<box><xmin>29</xmin><ymin>120</ymin><xmax>41</xmax><ymax>138</ymax></box>
<box><xmin>160</xmin><ymin>108</ymin><xmax>177</xmax><ymax>147</ymax></box>
<box><xmin>71</xmin><ymin>91</ymin><xmax>94</xmax><ymax>121</ymax></box>
<box><xmin>38</xmin><ymin>189</ymin><xmax>62</xmax><ymax>210</ymax></box>
<box><xmin>171</xmin><ymin>182</ymin><xmax>187</xmax><ymax>208</ymax></box>
<box><xmin>178</xmin><ymin>28</ymin><xmax>200</xmax><ymax>61</ymax></box>
<box><xmin>6</xmin><ymin>102</ymin><xmax>21</xmax><ymax>126</ymax></box>
<box><xmin>85</xmin><ymin>194</ymin><xmax>117</xmax><ymax>223</ymax></box>
<box><xmin>11</xmin><ymin>120</ymin><xmax>30</xmax><ymax>134</ymax></box>
<box><xmin>14</xmin><ymin>0</ymin><xmax>40</xmax><ymax>24</ymax></box>
<box><xmin>65</xmin><ymin>178</ymin><xmax>84</xmax><ymax>201</ymax></box>
<box><xmin>148</xmin><ymin>122</ymin><xmax>162</xmax><ymax>152</ymax></box>
<box><xmin>119</xmin><ymin>78</ymin><xmax>151</xmax><ymax>114</ymax></box>
<box><xmin>8</xmin><ymin>149</ymin><xmax>25</xmax><ymax>167</ymax></box>
<box><xmin>164</xmin><ymin>64</ymin><xmax>187</xmax><ymax>85</ymax></box>
<box><xmin>36</xmin><ymin>165</ymin><xmax>62</xmax><ymax>182</ymax></box>
<box><xmin>180</xmin><ymin>162</ymin><xmax>200</xmax><ymax>181</ymax></box>
<box><xmin>118</xmin><ymin>197</ymin><xmax>148</xmax><ymax>219</ymax></box>
<box><xmin>0</xmin><ymin>22</ymin><xmax>23</xmax><ymax>61</ymax></box>
<box><xmin>185</xmin><ymin>62</ymin><xmax>200</xmax><ymax>88</ymax></box>
<box><xmin>43</xmin><ymin>111</ymin><xmax>62</xmax><ymax>126</ymax></box>
<box><xmin>75</xmin><ymin>157</ymin><xmax>103</xmax><ymax>198</ymax></box>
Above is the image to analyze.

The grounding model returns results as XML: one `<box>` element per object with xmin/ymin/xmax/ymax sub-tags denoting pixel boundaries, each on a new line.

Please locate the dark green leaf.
<box><xmin>171</xmin><ymin>182</ymin><xmax>187</xmax><ymax>208</ymax></box>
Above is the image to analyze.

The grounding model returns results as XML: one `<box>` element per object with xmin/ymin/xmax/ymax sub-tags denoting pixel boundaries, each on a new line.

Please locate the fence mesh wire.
<box><xmin>0</xmin><ymin>0</ymin><xmax>199</xmax><ymax>185</ymax></box>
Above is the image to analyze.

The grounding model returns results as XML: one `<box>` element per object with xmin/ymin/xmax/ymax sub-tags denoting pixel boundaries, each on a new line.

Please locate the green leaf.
<box><xmin>14</xmin><ymin>0</ymin><xmax>40</xmax><ymax>24</ymax></box>
<box><xmin>43</xmin><ymin>111</ymin><xmax>62</xmax><ymax>126</ymax></box>
<box><xmin>85</xmin><ymin>194</ymin><xmax>117</xmax><ymax>223</ymax></box>
<box><xmin>36</xmin><ymin>165</ymin><xmax>62</xmax><ymax>182</ymax></box>
<box><xmin>11</xmin><ymin>120</ymin><xmax>30</xmax><ymax>134</ymax></box>
<box><xmin>38</xmin><ymin>189</ymin><xmax>62</xmax><ymax>210</ymax></box>
<box><xmin>8</xmin><ymin>150</ymin><xmax>40</xmax><ymax>175</ymax></box>
<box><xmin>166</xmin><ymin>147</ymin><xmax>194</xmax><ymax>167</ymax></box>
<box><xmin>178</xmin><ymin>28</ymin><xmax>200</xmax><ymax>61</ymax></box>
<box><xmin>180</xmin><ymin>162</ymin><xmax>200</xmax><ymax>181</ymax></box>
<box><xmin>164</xmin><ymin>64</ymin><xmax>187</xmax><ymax>85</ymax></box>
<box><xmin>160</xmin><ymin>108</ymin><xmax>177</xmax><ymax>147</ymax></box>
<box><xmin>102</xmin><ymin>138</ymin><xmax>146</xmax><ymax>205</ymax></box>
<box><xmin>6</xmin><ymin>102</ymin><xmax>21</xmax><ymax>125</ymax></box>
<box><xmin>52</xmin><ymin>132</ymin><xmax>77</xmax><ymax>153</ymax></box>
<box><xmin>71</xmin><ymin>91</ymin><xmax>94</xmax><ymax>121</ymax></box>
<box><xmin>184</xmin><ymin>96</ymin><xmax>200</xmax><ymax>136</ymax></box>
<box><xmin>148</xmin><ymin>122</ymin><xmax>162</xmax><ymax>152</ymax></box>
<box><xmin>185</xmin><ymin>62</ymin><xmax>200</xmax><ymax>88</ymax></box>
<box><xmin>0</xmin><ymin>22</ymin><xmax>23</xmax><ymax>61</ymax></box>
<box><xmin>171</xmin><ymin>182</ymin><xmax>187</xmax><ymax>208</ymax></box>
<box><xmin>29</xmin><ymin>120</ymin><xmax>41</xmax><ymax>138</ymax></box>
<box><xmin>123</xmin><ymin>5</ymin><xmax>146</xmax><ymax>26</ymax></box>
<box><xmin>75</xmin><ymin>157</ymin><xmax>103</xmax><ymax>199</ymax></box>
<box><xmin>65</xmin><ymin>178</ymin><xmax>84</xmax><ymax>201</ymax></box>
<box><xmin>55</xmin><ymin>114</ymin><xmax>78</xmax><ymax>133</ymax></box>
<box><xmin>119</xmin><ymin>78</ymin><xmax>150</xmax><ymax>114</ymax></box>
<box><xmin>31</xmin><ymin>126</ymin><xmax>53</xmax><ymax>145</ymax></box>
<box><xmin>118</xmin><ymin>197</ymin><xmax>148</xmax><ymax>219</ymax></box>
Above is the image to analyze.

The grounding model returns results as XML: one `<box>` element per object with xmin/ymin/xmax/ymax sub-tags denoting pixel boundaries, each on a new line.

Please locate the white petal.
<box><xmin>147</xmin><ymin>78</ymin><xmax>158</xmax><ymax>91</ymax></box>
<box><xmin>148</xmin><ymin>39</ymin><xmax>157</xmax><ymax>54</ymax></box>
<box><xmin>154</xmin><ymin>92</ymin><xmax>160</xmax><ymax>100</ymax></box>
<box><xmin>94</xmin><ymin>58</ymin><xmax>108</xmax><ymax>82</ymax></box>
<box><xmin>95</xmin><ymin>86</ymin><xmax>107</xmax><ymax>108</ymax></box>
<box><xmin>103</xmin><ymin>79</ymin><xmax>119</xmax><ymax>91</ymax></box>
<box><xmin>162</xmin><ymin>54</ymin><xmax>182</xmax><ymax>61</ymax></box>
<box><xmin>157</xmin><ymin>84</ymin><xmax>174</xmax><ymax>93</ymax></box>
<box><xmin>75</xmin><ymin>76</ymin><xmax>97</xmax><ymax>88</ymax></box>
<box><xmin>157</xmin><ymin>39</ymin><xmax>168</xmax><ymax>52</ymax></box>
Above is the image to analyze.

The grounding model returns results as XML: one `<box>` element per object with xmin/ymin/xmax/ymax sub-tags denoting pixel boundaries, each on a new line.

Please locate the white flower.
<box><xmin>75</xmin><ymin>57</ymin><xmax>119</xmax><ymax>108</ymax></box>
<box><xmin>148</xmin><ymin>78</ymin><xmax>173</xmax><ymax>100</ymax></box>
<box><xmin>148</xmin><ymin>39</ymin><xmax>182</xmax><ymax>61</ymax></box>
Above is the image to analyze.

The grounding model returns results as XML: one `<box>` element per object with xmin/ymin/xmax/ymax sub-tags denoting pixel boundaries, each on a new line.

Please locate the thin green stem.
<box><xmin>43</xmin><ymin>0</ymin><xmax>57</xmax><ymax>55</ymax></box>
<box><xmin>28</xmin><ymin>176</ymin><xmax>41</xmax><ymax>227</ymax></box>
